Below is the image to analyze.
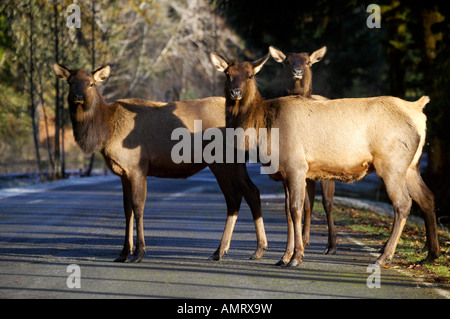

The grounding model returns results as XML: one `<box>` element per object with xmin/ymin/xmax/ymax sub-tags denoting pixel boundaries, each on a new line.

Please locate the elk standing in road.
<box><xmin>210</xmin><ymin>52</ymin><xmax>440</xmax><ymax>267</ymax></box>
<box><xmin>53</xmin><ymin>63</ymin><xmax>268</xmax><ymax>263</ymax></box>
<box><xmin>269</xmin><ymin>45</ymin><xmax>337</xmax><ymax>254</ymax></box>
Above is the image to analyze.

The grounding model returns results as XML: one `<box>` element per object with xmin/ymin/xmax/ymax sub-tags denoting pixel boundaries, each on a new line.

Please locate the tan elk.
<box><xmin>210</xmin><ymin>52</ymin><xmax>440</xmax><ymax>267</ymax></box>
<box><xmin>269</xmin><ymin>45</ymin><xmax>337</xmax><ymax>254</ymax></box>
<box><xmin>53</xmin><ymin>63</ymin><xmax>268</xmax><ymax>263</ymax></box>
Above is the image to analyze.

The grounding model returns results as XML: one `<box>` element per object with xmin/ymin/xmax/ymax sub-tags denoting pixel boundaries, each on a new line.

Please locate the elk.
<box><xmin>53</xmin><ymin>63</ymin><xmax>268</xmax><ymax>263</ymax></box>
<box><xmin>269</xmin><ymin>45</ymin><xmax>327</xmax><ymax>99</ymax></box>
<box><xmin>269</xmin><ymin>45</ymin><xmax>337</xmax><ymax>254</ymax></box>
<box><xmin>210</xmin><ymin>52</ymin><xmax>440</xmax><ymax>267</ymax></box>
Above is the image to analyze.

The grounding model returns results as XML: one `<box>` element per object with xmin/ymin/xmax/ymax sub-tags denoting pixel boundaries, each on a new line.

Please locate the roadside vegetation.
<box><xmin>313</xmin><ymin>200</ymin><xmax>450</xmax><ymax>287</ymax></box>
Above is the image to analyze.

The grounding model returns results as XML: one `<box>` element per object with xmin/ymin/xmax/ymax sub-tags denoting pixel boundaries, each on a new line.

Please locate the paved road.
<box><xmin>0</xmin><ymin>164</ymin><xmax>447</xmax><ymax>299</ymax></box>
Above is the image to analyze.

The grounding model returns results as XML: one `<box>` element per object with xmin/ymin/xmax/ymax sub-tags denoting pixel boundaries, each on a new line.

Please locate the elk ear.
<box><xmin>93</xmin><ymin>65</ymin><xmax>111</xmax><ymax>83</ymax></box>
<box><xmin>252</xmin><ymin>53</ymin><xmax>270</xmax><ymax>74</ymax></box>
<box><xmin>53</xmin><ymin>63</ymin><xmax>71</xmax><ymax>81</ymax></box>
<box><xmin>269</xmin><ymin>46</ymin><xmax>286</xmax><ymax>63</ymax></box>
<box><xmin>210</xmin><ymin>52</ymin><xmax>229</xmax><ymax>73</ymax></box>
<box><xmin>309</xmin><ymin>46</ymin><xmax>327</xmax><ymax>65</ymax></box>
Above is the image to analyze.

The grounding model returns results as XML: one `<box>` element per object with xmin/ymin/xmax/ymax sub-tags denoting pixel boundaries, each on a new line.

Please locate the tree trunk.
<box><xmin>28</xmin><ymin>0</ymin><xmax>45</xmax><ymax>182</ymax></box>
<box><xmin>85</xmin><ymin>0</ymin><xmax>97</xmax><ymax>177</ymax></box>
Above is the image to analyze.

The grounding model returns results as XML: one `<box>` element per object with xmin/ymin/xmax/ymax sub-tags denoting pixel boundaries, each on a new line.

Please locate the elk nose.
<box><xmin>230</xmin><ymin>88</ymin><xmax>243</xmax><ymax>100</ymax></box>
<box><xmin>293</xmin><ymin>68</ymin><xmax>303</xmax><ymax>78</ymax></box>
<box><xmin>74</xmin><ymin>93</ymin><xmax>84</xmax><ymax>103</ymax></box>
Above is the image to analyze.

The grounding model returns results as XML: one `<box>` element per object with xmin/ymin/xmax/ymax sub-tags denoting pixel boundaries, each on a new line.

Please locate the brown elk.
<box><xmin>269</xmin><ymin>46</ymin><xmax>327</xmax><ymax>99</ymax></box>
<box><xmin>53</xmin><ymin>63</ymin><xmax>268</xmax><ymax>263</ymax></box>
<box><xmin>210</xmin><ymin>52</ymin><xmax>440</xmax><ymax>267</ymax></box>
<box><xmin>269</xmin><ymin>45</ymin><xmax>337</xmax><ymax>254</ymax></box>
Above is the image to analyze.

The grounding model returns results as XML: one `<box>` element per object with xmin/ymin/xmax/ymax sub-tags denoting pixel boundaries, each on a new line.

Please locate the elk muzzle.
<box><xmin>292</xmin><ymin>67</ymin><xmax>303</xmax><ymax>80</ymax></box>
<box><xmin>73</xmin><ymin>93</ymin><xmax>85</xmax><ymax>104</ymax></box>
<box><xmin>230</xmin><ymin>88</ymin><xmax>243</xmax><ymax>101</ymax></box>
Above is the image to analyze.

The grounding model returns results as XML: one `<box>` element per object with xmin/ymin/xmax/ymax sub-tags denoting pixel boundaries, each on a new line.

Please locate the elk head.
<box><xmin>210</xmin><ymin>52</ymin><xmax>269</xmax><ymax>114</ymax></box>
<box><xmin>53</xmin><ymin>63</ymin><xmax>112</xmax><ymax>153</ymax></box>
<box><xmin>269</xmin><ymin>46</ymin><xmax>326</xmax><ymax>97</ymax></box>
<box><xmin>53</xmin><ymin>63</ymin><xmax>110</xmax><ymax>115</ymax></box>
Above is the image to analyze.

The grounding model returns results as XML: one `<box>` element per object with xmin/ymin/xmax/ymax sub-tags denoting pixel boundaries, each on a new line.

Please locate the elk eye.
<box><xmin>248</xmin><ymin>74</ymin><xmax>254</xmax><ymax>79</ymax></box>
<box><xmin>89</xmin><ymin>82</ymin><xmax>94</xmax><ymax>87</ymax></box>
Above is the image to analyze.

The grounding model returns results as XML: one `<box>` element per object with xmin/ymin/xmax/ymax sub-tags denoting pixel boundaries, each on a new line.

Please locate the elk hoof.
<box><xmin>324</xmin><ymin>247</ymin><xmax>337</xmax><ymax>255</ymax></box>
<box><xmin>208</xmin><ymin>255</ymin><xmax>220</xmax><ymax>261</ymax></box>
<box><xmin>250</xmin><ymin>247</ymin><xmax>266</xmax><ymax>260</ymax></box>
<box><xmin>208</xmin><ymin>253</ymin><xmax>221</xmax><ymax>261</ymax></box>
<box><xmin>130</xmin><ymin>255</ymin><xmax>143</xmax><ymax>263</ymax></box>
<box><xmin>286</xmin><ymin>260</ymin><xmax>302</xmax><ymax>267</ymax></box>
<box><xmin>275</xmin><ymin>259</ymin><xmax>287</xmax><ymax>266</ymax></box>
<box><xmin>130</xmin><ymin>249</ymin><xmax>145</xmax><ymax>263</ymax></box>
<box><xmin>114</xmin><ymin>251</ymin><xmax>131</xmax><ymax>262</ymax></box>
<box><xmin>114</xmin><ymin>256</ymin><xmax>128</xmax><ymax>263</ymax></box>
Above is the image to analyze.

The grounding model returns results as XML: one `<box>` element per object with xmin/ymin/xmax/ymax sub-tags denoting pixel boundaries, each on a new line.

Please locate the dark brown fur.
<box><xmin>269</xmin><ymin>46</ymin><xmax>327</xmax><ymax>98</ymax></box>
<box><xmin>54</xmin><ymin>63</ymin><xmax>268</xmax><ymax>263</ymax></box>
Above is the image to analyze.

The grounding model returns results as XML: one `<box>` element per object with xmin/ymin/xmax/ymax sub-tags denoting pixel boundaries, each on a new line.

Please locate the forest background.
<box><xmin>0</xmin><ymin>0</ymin><xmax>449</xmax><ymax>219</ymax></box>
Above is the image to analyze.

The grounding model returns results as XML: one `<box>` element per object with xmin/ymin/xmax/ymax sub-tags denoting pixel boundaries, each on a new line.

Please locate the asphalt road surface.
<box><xmin>0</xmin><ymin>164</ymin><xmax>448</xmax><ymax>299</ymax></box>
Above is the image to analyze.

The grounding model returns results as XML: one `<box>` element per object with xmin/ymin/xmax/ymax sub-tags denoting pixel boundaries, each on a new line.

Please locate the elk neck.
<box><xmin>283</xmin><ymin>69</ymin><xmax>312</xmax><ymax>98</ymax></box>
<box><xmin>69</xmin><ymin>87</ymin><xmax>115</xmax><ymax>154</ymax></box>
<box><xmin>225</xmin><ymin>85</ymin><xmax>277</xmax><ymax>135</ymax></box>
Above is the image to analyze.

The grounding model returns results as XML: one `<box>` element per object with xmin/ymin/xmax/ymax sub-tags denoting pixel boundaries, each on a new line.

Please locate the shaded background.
<box><xmin>0</xmin><ymin>0</ymin><xmax>449</xmax><ymax>219</ymax></box>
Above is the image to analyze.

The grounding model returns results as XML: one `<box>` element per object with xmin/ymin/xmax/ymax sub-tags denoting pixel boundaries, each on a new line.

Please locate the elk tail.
<box><xmin>415</xmin><ymin>96</ymin><xmax>430</xmax><ymax>111</ymax></box>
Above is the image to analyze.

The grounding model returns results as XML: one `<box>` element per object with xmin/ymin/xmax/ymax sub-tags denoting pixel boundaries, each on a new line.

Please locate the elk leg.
<box><xmin>210</xmin><ymin>186</ymin><xmax>241</xmax><ymax>261</ymax></box>
<box><xmin>129</xmin><ymin>172</ymin><xmax>147</xmax><ymax>263</ymax></box>
<box><xmin>406</xmin><ymin>166</ymin><xmax>440</xmax><ymax>263</ymax></box>
<box><xmin>286</xmin><ymin>170</ymin><xmax>307</xmax><ymax>267</ymax></box>
<box><xmin>209</xmin><ymin>163</ymin><xmax>242</xmax><ymax>260</ymax></box>
<box><xmin>376</xmin><ymin>175</ymin><xmax>411</xmax><ymax>265</ymax></box>
<box><xmin>321</xmin><ymin>180</ymin><xmax>337</xmax><ymax>254</ymax></box>
<box><xmin>276</xmin><ymin>181</ymin><xmax>294</xmax><ymax>266</ymax></box>
<box><xmin>238</xmin><ymin>164</ymin><xmax>268</xmax><ymax>260</ymax></box>
<box><xmin>114</xmin><ymin>176</ymin><xmax>134</xmax><ymax>262</ymax></box>
<box><xmin>302</xmin><ymin>179</ymin><xmax>315</xmax><ymax>248</ymax></box>
<box><xmin>210</xmin><ymin>210</ymin><xmax>239</xmax><ymax>261</ymax></box>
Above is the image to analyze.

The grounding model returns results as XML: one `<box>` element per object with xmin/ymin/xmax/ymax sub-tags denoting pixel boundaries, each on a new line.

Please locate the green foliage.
<box><xmin>0</xmin><ymin>84</ymin><xmax>30</xmax><ymax>142</ymax></box>
<box><xmin>325</xmin><ymin>201</ymin><xmax>450</xmax><ymax>283</ymax></box>
<box><xmin>0</xmin><ymin>0</ymin><xmax>245</xmax><ymax>176</ymax></box>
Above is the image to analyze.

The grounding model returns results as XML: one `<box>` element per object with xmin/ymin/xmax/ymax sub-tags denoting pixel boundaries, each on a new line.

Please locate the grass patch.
<box><xmin>313</xmin><ymin>200</ymin><xmax>450</xmax><ymax>286</ymax></box>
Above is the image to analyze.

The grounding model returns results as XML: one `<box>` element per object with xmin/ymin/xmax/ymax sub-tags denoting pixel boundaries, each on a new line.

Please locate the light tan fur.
<box><xmin>269</xmin><ymin>45</ymin><xmax>336</xmax><ymax>254</ymax></box>
<box><xmin>211</xmin><ymin>53</ymin><xmax>440</xmax><ymax>266</ymax></box>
